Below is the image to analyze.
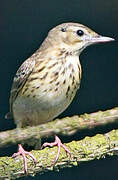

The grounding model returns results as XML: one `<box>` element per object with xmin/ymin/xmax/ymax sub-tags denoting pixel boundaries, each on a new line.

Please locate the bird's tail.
<box><xmin>5</xmin><ymin>112</ymin><xmax>13</xmax><ymax>119</ymax></box>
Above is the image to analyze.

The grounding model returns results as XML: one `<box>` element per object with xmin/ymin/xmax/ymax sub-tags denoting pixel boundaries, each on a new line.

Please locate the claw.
<box><xmin>12</xmin><ymin>144</ymin><xmax>37</xmax><ymax>174</ymax></box>
<box><xmin>42</xmin><ymin>135</ymin><xmax>71</xmax><ymax>164</ymax></box>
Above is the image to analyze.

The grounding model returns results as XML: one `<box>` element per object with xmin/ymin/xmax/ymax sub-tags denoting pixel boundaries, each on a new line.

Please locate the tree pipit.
<box><xmin>6</xmin><ymin>22</ymin><xmax>114</xmax><ymax>173</ymax></box>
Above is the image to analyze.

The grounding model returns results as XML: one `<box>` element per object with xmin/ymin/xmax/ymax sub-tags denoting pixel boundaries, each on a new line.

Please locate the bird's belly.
<box><xmin>13</xmin><ymin>85</ymin><xmax>78</xmax><ymax>128</ymax></box>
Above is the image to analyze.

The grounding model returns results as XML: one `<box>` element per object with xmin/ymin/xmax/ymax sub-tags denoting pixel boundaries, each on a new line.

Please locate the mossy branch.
<box><xmin>0</xmin><ymin>107</ymin><xmax>118</xmax><ymax>179</ymax></box>
<box><xmin>0</xmin><ymin>129</ymin><xmax>118</xmax><ymax>179</ymax></box>
<box><xmin>0</xmin><ymin>107</ymin><xmax>118</xmax><ymax>148</ymax></box>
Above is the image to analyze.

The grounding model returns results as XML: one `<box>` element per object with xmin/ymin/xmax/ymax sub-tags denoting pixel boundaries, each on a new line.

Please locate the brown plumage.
<box><xmin>9</xmin><ymin>23</ymin><xmax>114</xmax><ymax>128</ymax></box>
<box><xmin>7</xmin><ymin>22</ymin><xmax>114</xmax><ymax>173</ymax></box>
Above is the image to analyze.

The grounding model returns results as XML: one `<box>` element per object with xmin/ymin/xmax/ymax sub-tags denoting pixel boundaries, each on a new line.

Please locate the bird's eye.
<box><xmin>76</xmin><ymin>30</ymin><xmax>84</xmax><ymax>36</ymax></box>
<box><xmin>61</xmin><ymin>27</ymin><xmax>66</xmax><ymax>32</ymax></box>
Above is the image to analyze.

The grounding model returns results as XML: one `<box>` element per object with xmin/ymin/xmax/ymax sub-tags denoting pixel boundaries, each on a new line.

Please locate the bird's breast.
<box><xmin>21</xmin><ymin>55</ymin><xmax>81</xmax><ymax>102</ymax></box>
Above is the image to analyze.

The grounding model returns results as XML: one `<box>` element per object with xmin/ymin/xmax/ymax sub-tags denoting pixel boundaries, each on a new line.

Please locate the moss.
<box><xmin>0</xmin><ymin>130</ymin><xmax>118</xmax><ymax>179</ymax></box>
<box><xmin>0</xmin><ymin>107</ymin><xmax>118</xmax><ymax>178</ymax></box>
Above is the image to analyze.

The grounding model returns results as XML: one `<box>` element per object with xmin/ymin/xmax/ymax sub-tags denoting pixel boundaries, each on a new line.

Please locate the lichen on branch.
<box><xmin>0</xmin><ymin>107</ymin><xmax>118</xmax><ymax>179</ymax></box>
<box><xmin>0</xmin><ymin>107</ymin><xmax>118</xmax><ymax>148</ymax></box>
<box><xmin>0</xmin><ymin>129</ymin><xmax>118</xmax><ymax>179</ymax></box>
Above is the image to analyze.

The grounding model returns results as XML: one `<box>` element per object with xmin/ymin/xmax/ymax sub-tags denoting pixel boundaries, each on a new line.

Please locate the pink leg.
<box><xmin>42</xmin><ymin>135</ymin><xmax>71</xmax><ymax>164</ymax></box>
<box><xmin>12</xmin><ymin>144</ymin><xmax>37</xmax><ymax>174</ymax></box>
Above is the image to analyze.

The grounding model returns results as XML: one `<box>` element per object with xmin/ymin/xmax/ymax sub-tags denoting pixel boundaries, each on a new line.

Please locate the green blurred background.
<box><xmin>0</xmin><ymin>0</ymin><xmax>118</xmax><ymax>179</ymax></box>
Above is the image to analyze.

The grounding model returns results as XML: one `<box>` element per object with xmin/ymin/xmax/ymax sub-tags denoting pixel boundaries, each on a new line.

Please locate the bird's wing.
<box><xmin>9</xmin><ymin>57</ymin><xmax>36</xmax><ymax>117</ymax></box>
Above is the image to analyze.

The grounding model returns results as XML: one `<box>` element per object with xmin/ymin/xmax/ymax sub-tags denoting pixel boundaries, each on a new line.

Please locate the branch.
<box><xmin>0</xmin><ymin>107</ymin><xmax>118</xmax><ymax>148</ymax></box>
<box><xmin>0</xmin><ymin>129</ymin><xmax>118</xmax><ymax>179</ymax></box>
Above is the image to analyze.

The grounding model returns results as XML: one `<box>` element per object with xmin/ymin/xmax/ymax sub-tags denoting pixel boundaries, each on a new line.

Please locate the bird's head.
<box><xmin>47</xmin><ymin>22</ymin><xmax>114</xmax><ymax>55</ymax></box>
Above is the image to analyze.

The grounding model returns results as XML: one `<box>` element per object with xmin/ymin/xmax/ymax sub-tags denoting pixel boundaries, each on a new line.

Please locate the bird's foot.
<box><xmin>12</xmin><ymin>144</ymin><xmax>37</xmax><ymax>174</ymax></box>
<box><xmin>42</xmin><ymin>135</ymin><xmax>71</xmax><ymax>164</ymax></box>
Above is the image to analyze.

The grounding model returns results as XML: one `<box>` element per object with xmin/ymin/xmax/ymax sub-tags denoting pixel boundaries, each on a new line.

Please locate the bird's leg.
<box><xmin>12</xmin><ymin>144</ymin><xmax>37</xmax><ymax>174</ymax></box>
<box><xmin>42</xmin><ymin>135</ymin><xmax>71</xmax><ymax>164</ymax></box>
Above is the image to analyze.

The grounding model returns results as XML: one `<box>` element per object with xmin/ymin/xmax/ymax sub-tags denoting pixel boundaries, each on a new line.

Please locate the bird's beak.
<box><xmin>90</xmin><ymin>35</ymin><xmax>115</xmax><ymax>44</ymax></box>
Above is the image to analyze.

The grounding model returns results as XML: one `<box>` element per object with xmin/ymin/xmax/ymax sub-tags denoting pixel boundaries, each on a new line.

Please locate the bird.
<box><xmin>6</xmin><ymin>22</ymin><xmax>114</xmax><ymax>173</ymax></box>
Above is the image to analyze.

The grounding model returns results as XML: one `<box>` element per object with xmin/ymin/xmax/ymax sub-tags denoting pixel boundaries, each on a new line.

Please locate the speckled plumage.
<box><xmin>9</xmin><ymin>22</ymin><xmax>114</xmax><ymax>128</ymax></box>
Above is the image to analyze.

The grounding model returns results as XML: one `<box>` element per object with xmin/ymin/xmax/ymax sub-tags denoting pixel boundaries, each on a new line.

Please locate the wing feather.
<box><xmin>9</xmin><ymin>57</ymin><xmax>36</xmax><ymax>115</ymax></box>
